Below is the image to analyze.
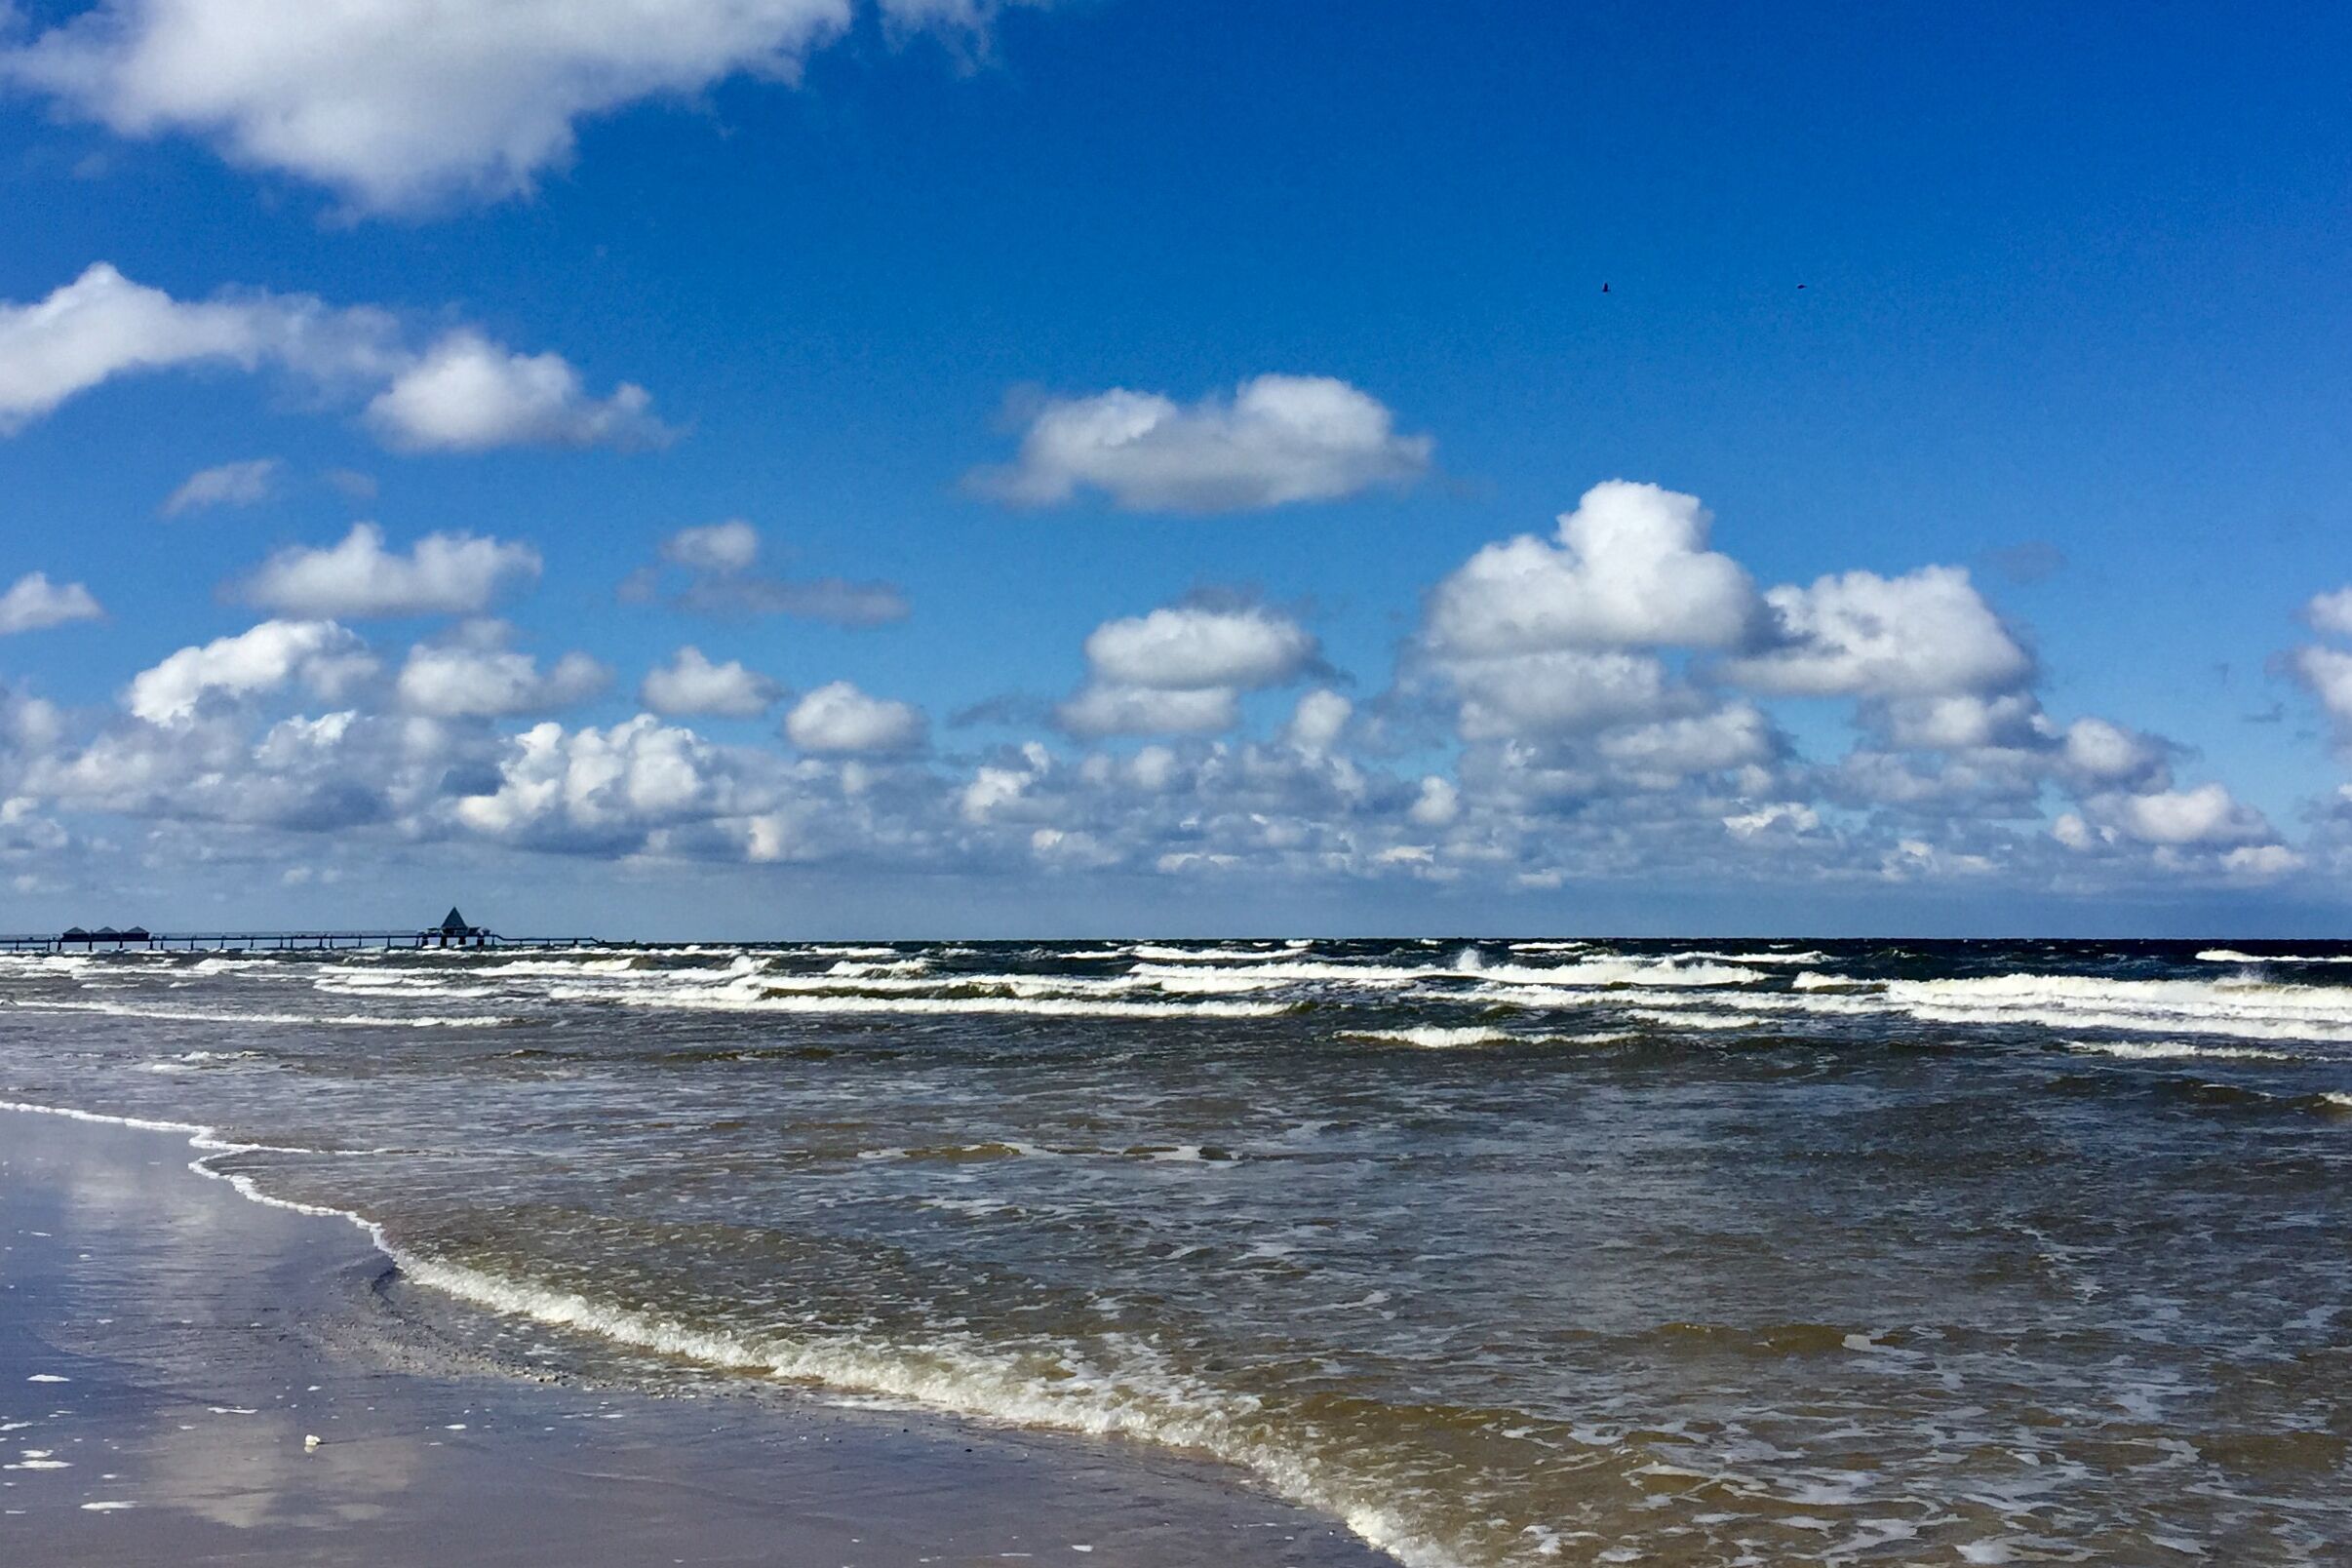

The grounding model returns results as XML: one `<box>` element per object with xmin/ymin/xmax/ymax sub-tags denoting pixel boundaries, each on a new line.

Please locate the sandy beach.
<box><xmin>0</xmin><ymin>1107</ymin><xmax>1388</xmax><ymax>1567</ymax></box>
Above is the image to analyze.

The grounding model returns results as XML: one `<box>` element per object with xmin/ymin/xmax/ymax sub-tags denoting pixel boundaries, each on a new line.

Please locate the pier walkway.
<box><xmin>0</xmin><ymin>908</ymin><xmax>600</xmax><ymax>955</ymax></box>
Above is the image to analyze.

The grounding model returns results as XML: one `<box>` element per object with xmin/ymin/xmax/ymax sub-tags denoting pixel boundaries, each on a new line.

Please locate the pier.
<box><xmin>0</xmin><ymin>908</ymin><xmax>602</xmax><ymax>955</ymax></box>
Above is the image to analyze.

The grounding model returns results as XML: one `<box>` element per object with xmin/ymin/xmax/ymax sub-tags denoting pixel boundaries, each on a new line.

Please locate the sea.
<box><xmin>1</xmin><ymin>936</ymin><xmax>2347</xmax><ymax>1566</ymax></box>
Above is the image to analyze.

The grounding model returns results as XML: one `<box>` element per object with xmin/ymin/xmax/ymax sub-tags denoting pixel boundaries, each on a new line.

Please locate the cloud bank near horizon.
<box><xmin>3</xmin><ymin>476</ymin><xmax>2341</xmax><ymax>917</ymax></box>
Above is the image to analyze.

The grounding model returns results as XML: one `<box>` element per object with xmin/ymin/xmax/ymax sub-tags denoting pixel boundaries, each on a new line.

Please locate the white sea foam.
<box><xmin>822</xmin><ymin>959</ymin><xmax>931</xmax><ymax>978</ymax></box>
<box><xmin>1124</xmin><ymin>955</ymin><xmax>1763</xmax><ymax>991</ymax></box>
<box><xmin>1466</xmin><ymin>986</ymin><xmax>1621</xmax><ymax>1012</ymax></box>
<box><xmin>1340</xmin><ymin>1026</ymin><xmax>1518</xmax><ymax>1049</ymax></box>
<box><xmin>1129</xmin><ymin>944</ymin><xmax>1289</xmax><ymax>963</ymax></box>
<box><xmin>1465</xmin><ymin>958</ymin><xmax>1766</xmax><ymax>988</ymax></box>
<box><xmin>377</xmin><ymin>1252</ymin><xmax>1458</xmax><ymax>1568</ymax></box>
<box><xmin>311</xmin><ymin>972</ymin><xmax>500</xmax><ymax>999</ymax></box>
<box><xmin>2061</xmin><ymin>1039</ymin><xmax>2297</xmax><ymax>1063</ymax></box>
<box><xmin>1877</xmin><ymin>973</ymin><xmax>2352</xmax><ymax>1042</ymax></box>
<box><xmin>1652</xmin><ymin>950</ymin><xmax>1829</xmax><ymax>965</ymax></box>
<box><xmin>0</xmin><ymin>1097</ymin><xmax>1471</xmax><ymax>1568</ymax></box>
<box><xmin>579</xmin><ymin>975</ymin><xmax>1286</xmax><ymax>1020</ymax></box>
<box><xmin>1130</xmin><ymin>960</ymin><xmax>1425</xmax><ymax>986</ymax></box>
<box><xmin>474</xmin><ymin>957</ymin><xmax>650</xmax><ymax>976</ymax></box>
<box><xmin>709</xmin><ymin>968</ymin><xmax>1277</xmax><ymax>1001</ymax></box>
<box><xmin>3</xmin><ymin>999</ymin><xmax>519</xmax><ymax>1029</ymax></box>
<box><xmin>1141</xmin><ymin>972</ymin><xmax>1288</xmax><ymax>995</ymax></box>
<box><xmin>2196</xmin><ymin>949</ymin><xmax>2352</xmax><ymax>965</ymax></box>
<box><xmin>185</xmin><ymin>956</ymin><xmax>272</xmax><ymax>975</ymax></box>
<box><xmin>1627</xmin><ymin>1009</ymin><xmax>1771</xmax><ymax>1031</ymax></box>
<box><xmin>137</xmin><ymin>1049</ymin><xmax>268</xmax><ymax>1075</ymax></box>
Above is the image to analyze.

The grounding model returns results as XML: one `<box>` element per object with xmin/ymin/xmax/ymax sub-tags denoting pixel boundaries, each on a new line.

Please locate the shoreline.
<box><xmin>0</xmin><ymin>1101</ymin><xmax>1392</xmax><ymax>1566</ymax></box>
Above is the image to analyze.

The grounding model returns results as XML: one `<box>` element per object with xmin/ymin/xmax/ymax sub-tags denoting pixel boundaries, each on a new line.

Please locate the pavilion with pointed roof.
<box><xmin>427</xmin><ymin>906</ymin><xmax>488</xmax><ymax>947</ymax></box>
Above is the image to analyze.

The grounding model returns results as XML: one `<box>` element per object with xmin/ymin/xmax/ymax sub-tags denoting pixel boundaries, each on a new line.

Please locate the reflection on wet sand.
<box><xmin>0</xmin><ymin>1110</ymin><xmax>1388</xmax><ymax>1565</ymax></box>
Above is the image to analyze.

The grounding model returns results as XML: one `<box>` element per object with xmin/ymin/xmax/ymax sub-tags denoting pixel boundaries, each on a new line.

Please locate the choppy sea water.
<box><xmin>2</xmin><ymin>937</ymin><xmax>2348</xmax><ymax>1566</ymax></box>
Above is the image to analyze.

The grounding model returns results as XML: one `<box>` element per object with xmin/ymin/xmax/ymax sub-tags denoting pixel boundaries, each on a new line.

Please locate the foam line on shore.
<box><xmin>0</xmin><ymin>1097</ymin><xmax>1447</xmax><ymax>1568</ymax></box>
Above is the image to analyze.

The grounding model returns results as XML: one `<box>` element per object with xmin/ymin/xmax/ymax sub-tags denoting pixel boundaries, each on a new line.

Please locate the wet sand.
<box><xmin>0</xmin><ymin>1108</ymin><xmax>1389</xmax><ymax>1566</ymax></box>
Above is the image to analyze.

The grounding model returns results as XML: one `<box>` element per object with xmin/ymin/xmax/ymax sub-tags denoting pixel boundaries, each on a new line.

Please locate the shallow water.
<box><xmin>2</xmin><ymin>937</ymin><xmax>2347</xmax><ymax>1566</ymax></box>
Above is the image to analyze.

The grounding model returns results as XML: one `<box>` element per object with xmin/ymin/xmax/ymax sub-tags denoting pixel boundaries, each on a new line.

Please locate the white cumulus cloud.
<box><xmin>661</xmin><ymin>520</ymin><xmax>762</xmax><ymax>573</ymax></box>
<box><xmin>1061</xmin><ymin>603</ymin><xmax>1315</xmax><ymax>737</ymax></box>
<box><xmin>0</xmin><ymin>262</ymin><xmax>396</xmax><ymax>434</ymax></box>
<box><xmin>454</xmin><ymin>717</ymin><xmax>727</xmax><ymax>845</ymax></box>
<box><xmin>1082</xmin><ymin>605</ymin><xmax>1316</xmax><ymax>691</ymax></box>
<box><xmin>1425</xmin><ymin>481</ymin><xmax>1757</xmax><ymax>657</ymax></box>
<box><xmin>1725</xmin><ymin>566</ymin><xmax>2031</xmax><ymax>698</ymax></box>
<box><xmin>1282</xmin><ymin>689</ymin><xmax>1352</xmax><ymax>754</ymax></box>
<box><xmin>1446</xmin><ymin>649</ymin><xmax>1674</xmax><ymax>741</ymax></box>
<box><xmin>641</xmin><ymin>647</ymin><xmax>783</xmax><ymax>718</ymax></box>
<box><xmin>971</xmin><ymin>374</ymin><xmax>1431</xmax><ymax>512</ymax></box>
<box><xmin>242</xmin><ymin>524</ymin><xmax>542</xmax><ymax>619</ymax></box>
<box><xmin>2291</xmin><ymin>645</ymin><xmax>2352</xmax><ymax>732</ymax></box>
<box><xmin>784</xmin><ymin>681</ymin><xmax>926</xmax><ymax>753</ymax></box>
<box><xmin>1057</xmin><ymin>685</ymin><xmax>1238</xmax><ymax>739</ymax></box>
<box><xmin>365</xmin><ymin>331</ymin><xmax>669</xmax><ymax>452</ymax></box>
<box><xmin>395</xmin><ymin>628</ymin><xmax>609</xmax><ymax>719</ymax></box>
<box><xmin>634</xmin><ymin>519</ymin><xmax>909</xmax><ymax>626</ymax></box>
<box><xmin>0</xmin><ymin>572</ymin><xmax>104</xmax><ymax>635</ymax></box>
<box><xmin>160</xmin><ymin>456</ymin><xmax>280</xmax><ymax>516</ymax></box>
<box><xmin>127</xmin><ymin>619</ymin><xmax>375</xmax><ymax>722</ymax></box>
<box><xmin>2305</xmin><ymin>586</ymin><xmax>2352</xmax><ymax>639</ymax></box>
<box><xmin>0</xmin><ymin>264</ymin><xmax>661</xmax><ymax>451</ymax></box>
<box><xmin>2077</xmin><ymin>783</ymin><xmax>2275</xmax><ymax>848</ymax></box>
<box><xmin>2</xmin><ymin>0</ymin><xmax>1031</xmax><ymax>213</ymax></box>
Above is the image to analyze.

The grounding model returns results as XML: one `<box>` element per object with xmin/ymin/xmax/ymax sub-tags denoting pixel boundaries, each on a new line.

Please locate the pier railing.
<box><xmin>0</xmin><ymin>929</ymin><xmax>603</xmax><ymax>954</ymax></box>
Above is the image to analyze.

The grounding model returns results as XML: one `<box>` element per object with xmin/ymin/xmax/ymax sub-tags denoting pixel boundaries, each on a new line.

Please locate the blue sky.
<box><xmin>1</xmin><ymin>0</ymin><xmax>2348</xmax><ymax>936</ymax></box>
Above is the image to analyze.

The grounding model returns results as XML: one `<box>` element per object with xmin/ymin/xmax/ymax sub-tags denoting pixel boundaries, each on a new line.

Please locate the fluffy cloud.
<box><xmin>1725</xmin><ymin>566</ymin><xmax>2031</xmax><ymax>698</ymax></box>
<box><xmin>1082</xmin><ymin>605</ymin><xmax>1316</xmax><ymax>690</ymax></box>
<box><xmin>2306</xmin><ymin>587</ymin><xmax>2352</xmax><ymax>639</ymax></box>
<box><xmin>0</xmin><ymin>572</ymin><xmax>103</xmax><ymax>635</ymax></box>
<box><xmin>0</xmin><ymin>468</ymin><xmax>2319</xmax><ymax>907</ymax></box>
<box><xmin>2291</xmin><ymin>646</ymin><xmax>2352</xmax><ymax>732</ymax></box>
<box><xmin>1398</xmin><ymin>482</ymin><xmax>2293</xmax><ymax>888</ymax></box>
<box><xmin>2061</xmin><ymin>783</ymin><xmax>2276</xmax><ymax>849</ymax></box>
<box><xmin>453</xmin><ymin>717</ymin><xmax>732</xmax><ymax>846</ymax></box>
<box><xmin>1060</xmin><ymin>603</ymin><xmax>1315</xmax><ymax>737</ymax></box>
<box><xmin>661</xmin><ymin>520</ymin><xmax>761</xmax><ymax>574</ymax></box>
<box><xmin>1596</xmin><ymin>704</ymin><xmax>1778</xmax><ymax>784</ymax></box>
<box><xmin>242</xmin><ymin>524</ymin><xmax>542</xmax><ymax>619</ymax></box>
<box><xmin>1426</xmin><ymin>482</ymin><xmax>1757</xmax><ymax>658</ymax></box>
<box><xmin>784</xmin><ymin>682</ymin><xmax>926</xmax><ymax>753</ymax></box>
<box><xmin>971</xmin><ymin>374</ymin><xmax>1431</xmax><ymax>512</ymax></box>
<box><xmin>0</xmin><ymin>264</ymin><xmax>660</xmax><ymax>451</ymax></box>
<box><xmin>160</xmin><ymin>456</ymin><xmax>280</xmax><ymax>516</ymax></box>
<box><xmin>2</xmin><ymin>0</ymin><xmax>1031</xmax><ymax>212</ymax></box>
<box><xmin>2057</xmin><ymin>716</ymin><xmax>2172</xmax><ymax>791</ymax></box>
<box><xmin>1446</xmin><ymin>648</ymin><xmax>1674</xmax><ymax>740</ymax></box>
<box><xmin>1416</xmin><ymin>483</ymin><xmax>1768</xmax><ymax>750</ymax></box>
<box><xmin>630</xmin><ymin>520</ymin><xmax>909</xmax><ymax>626</ymax></box>
<box><xmin>1282</xmin><ymin>689</ymin><xmax>1352</xmax><ymax>754</ymax></box>
<box><xmin>126</xmin><ymin>619</ymin><xmax>376</xmax><ymax>722</ymax></box>
<box><xmin>0</xmin><ymin>263</ymin><xmax>391</xmax><ymax>433</ymax></box>
<box><xmin>1057</xmin><ymin>685</ymin><xmax>1238</xmax><ymax>739</ymax></box>
<box><xmin>640</xmin><ymin>647</ymin><xmax>783</xmax><ymax>718</ymax></box>
<box><xmin>395</xmin><ymin>628</ymin><xmax>610</xmax><ymax>719</ymax></box>
<box><xmin>365</xmin><ymin>332</ymin><xmax>668</xmax><ymax>452</ymax></box>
